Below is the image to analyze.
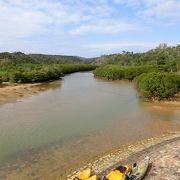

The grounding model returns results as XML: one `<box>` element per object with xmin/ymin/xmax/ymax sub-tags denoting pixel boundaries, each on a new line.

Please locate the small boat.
<box><xmin>127</xmin><ymin>156</ymin><xmax>150</xmax><ymax>180</ymax></box>
<box><xmin>104</xmin><ymin>165</ymin><xmax>129</xmax><ymax>180</ymax></box>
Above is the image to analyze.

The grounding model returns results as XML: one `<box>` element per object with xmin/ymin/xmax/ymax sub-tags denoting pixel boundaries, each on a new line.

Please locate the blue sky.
<box><xmin>0</xmin><ymin>0</ymin><xmax>179</xmax><ymax>57</ymax></box>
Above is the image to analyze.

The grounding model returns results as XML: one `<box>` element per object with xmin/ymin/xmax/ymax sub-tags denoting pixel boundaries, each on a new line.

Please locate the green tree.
<box><xmin>134</xmin><ymin>72</ymin><xmax>180</xmax><ymax>99</ymax></box>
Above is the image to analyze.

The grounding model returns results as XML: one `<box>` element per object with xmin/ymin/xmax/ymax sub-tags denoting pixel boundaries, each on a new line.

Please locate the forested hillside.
<box><xmin>95</xmin><ymin>44</ymin><xmax>180</xmax><ymax>72</ymax></box>
<box><xmin>0</xmin><ymin>52</ymin><xmax>93</xmax><ymax>64</ymax></box>
<box><xmin>0</xmin><ymin>51</ymin><xmax>96</xmax><ymax>84</ymax></box>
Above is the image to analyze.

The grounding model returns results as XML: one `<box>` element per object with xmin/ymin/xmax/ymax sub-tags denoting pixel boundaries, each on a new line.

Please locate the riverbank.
<box><xmin>94</xmin><ymin>65</ymin><xmax>180</xmax><ymax>101</ymax></box>
<box><xmin>0</xmin><ymin>82</ymin><xmax>58</xmax><ymax>105</ymax></box>
<box><xmin>68</xmin><ymin>131</ymin><xmax>180</xmax><ymax>180</ymax></box>
<box><xmin>141</xmin><ymin>92</ymin><xmax>180</xmax><ymax>104</ymax></box>
<box><xmin>96</xmin><ymin>76</ymin><xmax>180</xmax><ymax>104</ymax></box>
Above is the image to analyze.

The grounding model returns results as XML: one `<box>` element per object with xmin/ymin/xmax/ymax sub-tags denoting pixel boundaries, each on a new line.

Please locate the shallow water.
<box><xmin>0</xmin><ymin>72</ymin><xmax>179</xmax><ymax>179</ymax></box>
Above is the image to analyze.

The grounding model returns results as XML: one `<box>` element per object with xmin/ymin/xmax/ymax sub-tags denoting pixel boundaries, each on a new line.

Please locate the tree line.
<box><xmin>93</xmin><ymin>65</ymin><xmax>180</xmax><ymax>100</ymax></box>
<box><xmin>0</xmin><ymin>44</ymin><xmax>180</xmax><ymax>100</ymax></box>
<box><xmin>95</xmin><ymin>44</ymin><xmax>180</xmax><ymax>72</ymax></box>
<box><xmin>0</xmin><ymin>64</ymin><xmax>96</xmax><ymax>84</ymax></box>
<box><xmin>0</xmin><ymin>52</ymin><xmax>93</xmax><ymax>64</ymax></box>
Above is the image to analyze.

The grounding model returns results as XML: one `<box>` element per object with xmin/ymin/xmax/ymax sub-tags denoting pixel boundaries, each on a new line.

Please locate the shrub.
<box><xmin>134</xmin><ymin>72</ymin><xmax>180</xmax><ymax>99</ymax></box>
<box><xmin>93</xmin><ymin>65</ymin><xmax>166</xmax><ymax>80</ymax></box>
<box><xmin>9</xmin><ymin>71</ymin><xmax>26</xmax><ymax>83</ymax></box>
<box><xmin>0</xmin><ymin>64</ymin><xmax>96</xmax><ymax>83</ymax></box>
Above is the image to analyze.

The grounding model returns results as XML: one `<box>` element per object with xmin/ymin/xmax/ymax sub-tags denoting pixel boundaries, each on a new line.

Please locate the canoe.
<box><xmin>105</xmin><ymin>165</ymin><xmax>129</xmax><ymax>180</ymax></box>
<box><xmin>128</xmin><ymin>156</ymin><xmax>150</xmax><ymax>180</ymax></box>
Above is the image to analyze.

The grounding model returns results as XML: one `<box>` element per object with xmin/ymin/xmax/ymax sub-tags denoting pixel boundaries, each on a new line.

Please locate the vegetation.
<box><xmin>95</xmin><ymin>44</ymin><xmax>180</xmax><ymax>72</ymax></box>
<box><xmin>0</xmin><ymin>64</ymin><xmax>96</xmax><ymax>83</ymax></box>
<box><xmin>0</xmin><ymin>44</ymin><xmax>180</xmax><ymax>100</ymax></box>
<box><xmin>134</xmin><ymin>72</ymin><xmax>180</xmax><ymax>100</ymax></box>
<box><xmin>94</xmin><ymin>65</ymin><xmax>170</xmax><ymax>80</ymax></box>
<box><xmin>0</xmin><ymin>52</ymin><xmax>94</xmax><ymax>64</ymax></box>
<box><xmin>93</xmin><ymin>64</ymin><xmax>180</xmax><ymax>100</ymax></box>
<box><xmin>0</xmin><ymin>51</ymin><xmax>96</xmax><ymax>84</ymax></box>
<box><xmin>93</xmin><ymin>44</ymin><xmax>180</xmax><ymax>100</ymax></box>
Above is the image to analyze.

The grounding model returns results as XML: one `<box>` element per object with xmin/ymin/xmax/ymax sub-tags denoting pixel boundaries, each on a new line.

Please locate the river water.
<box><xmin>0</xmin><ymin>72</ymin><xmax>179</xmax><ymax>179</ymax></box>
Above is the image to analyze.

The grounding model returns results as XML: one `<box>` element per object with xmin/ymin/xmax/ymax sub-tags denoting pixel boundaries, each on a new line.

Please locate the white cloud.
<box><xmin>0</xmin><ymin>0</ymin><xmax>179</xmax><ymax>56</ymax></box>
<box><xmin>139</xmin><ymin>0</ymin><xmax>180</xmax><ymax>23</ymax></box>
<box><xmin>87</xmin><ymin>41</ymin><xmax>159</xmax><ymax>49</ymax></box>
<box><xmin>71</xmin><ymin>20</ymin><xmax>140</xmax><ymax>35</ymax></box>
<box><xmin>113</xmin><ymin>0</ymin><xmax>180</xmax><ymax>24</ymax></box>
<box><xmin>0</xmin><ymin>0</ymin><xmax>145</xmax><ymax>46</ymax></box>
<box><xmin>0</xmin><ymin>0</ymin><xmax>117</xmax><ymax>39</ymax></box>
<box><xmin>86</xmin><ymin>41</ymin><xmax>179</xmax><ymax>51</ymax></box>
<box><xmin>113</xmin><ymin>0</ymin><xmax>141</xmax><ymax>8</ymax></box>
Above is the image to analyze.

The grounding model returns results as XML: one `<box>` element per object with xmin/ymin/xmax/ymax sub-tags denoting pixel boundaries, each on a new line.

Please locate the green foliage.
<box><xmin>95</xmin><ymin>45</ymin><xmax>180</xmax><ymax>72</ymax></box>
<box><xmin>0</xmin><ymin>64</ymin><xmax>96</xmax><ymax>83</ymax></box>
<box><xmin>0</xmin><ymin>52</ymin><xmax>93</xmax><ymax>64</ymax></box>
<box><xmin>94</xmin><ymin>65</ymin><xmax>180</xmax><ymax>99</ymax></box>
<box><xmin>93</xmin><ymin>65</ymin><xmax>168</xmax><ymax>80</ymax></box>
<box><xmin>134</xmin><ymin>72</ymin><xmax>180</xmax><ymax>99</ymax></box>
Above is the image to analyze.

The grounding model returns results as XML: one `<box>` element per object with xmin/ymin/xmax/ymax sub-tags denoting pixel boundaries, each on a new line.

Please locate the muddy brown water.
<box><xmin>0</xmin><ymin>72</ymin><xmax>179</xmax><ymax>179</ymax></box>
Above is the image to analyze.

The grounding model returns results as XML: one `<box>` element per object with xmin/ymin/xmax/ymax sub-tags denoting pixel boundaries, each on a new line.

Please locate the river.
<box><xmin>0</xmin><ymin>72</ymin><xmax>179</xmax><ymax>179</ymax></box>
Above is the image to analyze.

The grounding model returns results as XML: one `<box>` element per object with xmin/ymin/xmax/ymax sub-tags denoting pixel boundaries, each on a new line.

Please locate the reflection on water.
<box><xmin>0</xmin><ymin>72</ymin><xmax>179</xmax><ymax>179</ymax></box>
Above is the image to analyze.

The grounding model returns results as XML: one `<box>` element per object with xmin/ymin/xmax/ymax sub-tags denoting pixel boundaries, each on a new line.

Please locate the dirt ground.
<box><xmin>0</xmin><ymin>82</ymin><xmax>58</xmax><ymax>105</ymax></box>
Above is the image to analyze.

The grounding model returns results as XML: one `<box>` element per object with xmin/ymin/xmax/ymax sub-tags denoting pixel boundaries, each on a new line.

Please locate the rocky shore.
<box><xmin>67</xmin><ymin>132</ymin><xmax>180</xmax><ymax>180</ymax></box>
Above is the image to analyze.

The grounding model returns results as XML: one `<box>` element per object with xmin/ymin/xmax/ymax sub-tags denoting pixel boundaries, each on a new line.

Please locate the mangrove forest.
<box><xmin>0</xmin><ymin>44</ymin><xmax>180</xmax><ymax>100</ymax></box>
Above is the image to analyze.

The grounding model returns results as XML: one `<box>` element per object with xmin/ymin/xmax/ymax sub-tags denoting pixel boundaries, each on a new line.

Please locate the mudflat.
<box><xmin>0</xmin><ymin>82</ymin><xmax>55</xmax><ymax>105</ymax></box>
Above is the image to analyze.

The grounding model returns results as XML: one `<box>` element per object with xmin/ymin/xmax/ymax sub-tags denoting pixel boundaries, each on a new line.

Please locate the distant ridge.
<box><xmin>1</xmin><ymin>44</ymin><xmax>179</xmax><ymax>65</ymax></box>
<box><xmin>0</xmin><ymin>52</ymin><xmax>94</xmax><ymax>64</ymax></box>
<box><xmin>95</xmin><ymin>44</ymin><xmax>180</xmax><ymax>66</ymax></box>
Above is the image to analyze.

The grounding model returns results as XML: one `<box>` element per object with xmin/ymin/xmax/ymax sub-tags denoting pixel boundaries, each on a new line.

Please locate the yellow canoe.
<box><xmin>106</xmin><ymin>165</ymin><xmax>129</xmax><ymax>180</ymax></box>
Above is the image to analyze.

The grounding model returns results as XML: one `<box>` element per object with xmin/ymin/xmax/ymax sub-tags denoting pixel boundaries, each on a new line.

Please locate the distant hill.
<box><xmin>0</xmin><ymin>52</ymin><xmax>94</xmax><ymax>64</ymax></box>
<box><xmin>1</xmin><ymin>44</ymin><xmax>179</xmax><ymax>66</ymax></box>
<box><xmin>95</xmin><ymin>44</ymin><xmax>180</xmax><ymax>67</ymax></box>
